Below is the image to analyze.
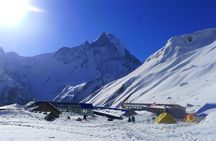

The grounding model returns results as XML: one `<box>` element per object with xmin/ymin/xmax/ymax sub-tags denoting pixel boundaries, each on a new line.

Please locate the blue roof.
<box><xmin>80</xmin><ymin>103</ymin><xmax>93</xmax><ymax>109</ymax></box>
<box><xmin>196</xmin><ymin>103</ymin><xmax>216</xmax><ymax>116</ymax></box>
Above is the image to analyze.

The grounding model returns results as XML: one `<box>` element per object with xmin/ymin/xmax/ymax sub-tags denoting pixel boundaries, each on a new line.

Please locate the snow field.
<box><xmin>0</xmin><ymin>105</ymin><xmax>216</xmax><ymax>141</ymax></box>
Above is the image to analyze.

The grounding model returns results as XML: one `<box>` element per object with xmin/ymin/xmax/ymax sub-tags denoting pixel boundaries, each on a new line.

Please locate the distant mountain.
<box><xmin>85</xmin><ymin>28</ymin><xmax>216</xmax><ymax>107</ymax></box>
<box><xmin>0</xmin><ymin>48</ymin><xmax>32</xmax><ymax>105</ymax></box>
<box><xmin>54</xmin><ymin>33</ymin><xmax>141</xmax><ymax>102</ymax></box>
<box><xmin>0</xmin><ymin>33</ymin><xmax>141</xmax><ymax>105</ymax></box>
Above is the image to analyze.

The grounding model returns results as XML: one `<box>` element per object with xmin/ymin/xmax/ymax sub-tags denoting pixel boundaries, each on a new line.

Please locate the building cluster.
<box><xmin>25</xmin><ymin>101</ymin><xmax>216</xmax><ymax>124</ymax></box>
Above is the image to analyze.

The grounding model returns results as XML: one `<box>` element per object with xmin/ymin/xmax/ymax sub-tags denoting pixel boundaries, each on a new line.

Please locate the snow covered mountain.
<box><xmin>0</xmin><ymin>33</ymin><xmax>140</xmax><ymax>105</ymax></box>
<box><xmin>54</xmin><ymin>33</ymin><xmax>140</xmax><ymax>102</ymax></box>
<box><xmin>85</xmin><ymin>28</ymin><xmax>216</xmax><ymax>108</ymax></box>
<box><xmin>0</xmin><ymin>48</ymin><xmax>32</xmax><ymax>106</ymax></box>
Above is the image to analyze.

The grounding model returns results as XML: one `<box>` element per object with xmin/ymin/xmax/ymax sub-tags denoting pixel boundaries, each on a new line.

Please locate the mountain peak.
<box><xmin>100</xmin><ymin>32</ymin><xmax>111</xmax><ymax>37</ymax></box>
<box><xmin>91</xmin><ymin>32</ymin><xmax>127</xmax><ymax>56</ymax></box>
<box><xmin>99</xmin><ymin>32</ymin><xmax>114</xmax><ymax>39</ymax></box>
<box><xmin>95</xmin><ymin>32</ymin><xmax>117</xmax><ymax>45</ymax></box>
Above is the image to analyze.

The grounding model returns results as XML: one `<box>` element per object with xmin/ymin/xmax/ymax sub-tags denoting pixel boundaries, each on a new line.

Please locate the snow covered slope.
<box><xmin>86</xmin><ymin>28</ymin><xmax>216</xmax><ymax>107</ymax></box>
<box><xmin>0</xmin><ymin>33</ymin><xmax>140</xmax><ymax>105</ymax></box>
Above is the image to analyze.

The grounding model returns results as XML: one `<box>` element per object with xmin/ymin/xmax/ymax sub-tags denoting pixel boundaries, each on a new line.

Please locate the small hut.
<box><xmin>122</xmin><ymin>103</ymin><xmax>186</xmax><ymax>119</ymax></box>
<box><xmin>27</xmin><ymin>101</ymin><xmax>93</xmax><ymax>116</ymax></box>
<box><xmin>32</xmin><ymin>102</ymin><xmax>61</xmax><ymax>118</ymax></box>
<box><xmin>53</xmin><ymin>102</ymin><xmax>93</xmax><ymax>116</ymax></box>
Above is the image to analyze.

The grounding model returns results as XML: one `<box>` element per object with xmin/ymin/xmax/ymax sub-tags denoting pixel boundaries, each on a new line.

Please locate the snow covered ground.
<box><xmin>0</xmin><ymin>104</ymin><xmax>216</xmax><ymax>141</ymax></box>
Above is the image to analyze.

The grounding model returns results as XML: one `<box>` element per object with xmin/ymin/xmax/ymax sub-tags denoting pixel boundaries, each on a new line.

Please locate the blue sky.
<box><xmin>0</xmin><ymin>0</ymin><xmax>216</xmax><ymax>61</ymax></box>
